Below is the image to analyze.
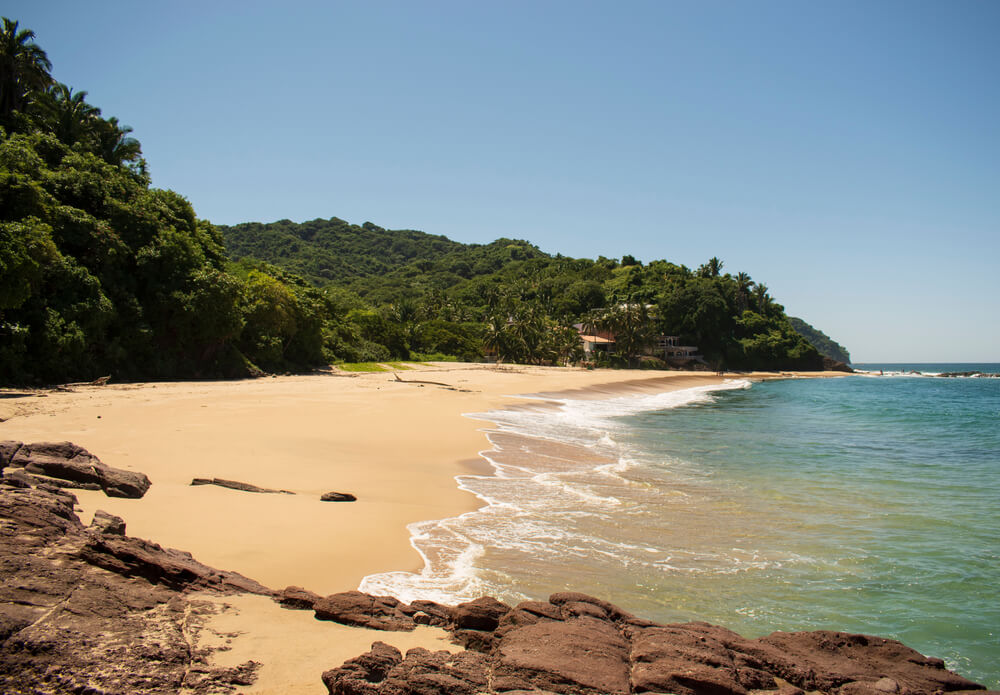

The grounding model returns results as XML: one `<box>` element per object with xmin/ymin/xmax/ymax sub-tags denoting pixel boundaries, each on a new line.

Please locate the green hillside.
<box><xmin>220</xmin><ymin>218</ymin><xmax>464</xmax><ymax>283</ymax></box>
<box><xmin>788</xmin><ymin>317</ymin><xmax>851</xmax><ymax>364</ymax></box>
<box><xmin>223</xmin><ymin>218</ymin><xmax>826</xmax><ymax>371</ymax></box>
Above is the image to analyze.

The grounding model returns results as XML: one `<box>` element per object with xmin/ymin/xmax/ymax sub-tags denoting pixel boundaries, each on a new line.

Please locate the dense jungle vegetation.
<box><xmin>1</xmin><ymin>18</ymin><xmax>837</xmax><ymax>385</ymax></box>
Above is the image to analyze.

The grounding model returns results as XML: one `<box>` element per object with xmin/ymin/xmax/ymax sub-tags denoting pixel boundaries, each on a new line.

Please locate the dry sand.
<box><xmin>0</xmin><ymin>363</ymin><xmax>838</xmax><ymax>693</ymax></box>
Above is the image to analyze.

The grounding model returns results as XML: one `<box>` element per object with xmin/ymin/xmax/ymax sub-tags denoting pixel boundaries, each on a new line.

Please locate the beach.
<box><xmin>0</xmin><ymin>364</ymin><xmax>835</xmax><ymax>693</ymax></box>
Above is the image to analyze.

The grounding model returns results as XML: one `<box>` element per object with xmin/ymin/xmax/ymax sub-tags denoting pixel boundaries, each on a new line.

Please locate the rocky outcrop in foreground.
<box><xmin>1</xmin><ymin>440</ymin><xmax>151</xmax><ymax>498</ymax></box>
<box><xmin>0</xmin><ymin>477</ymin><xmax>270</xmax><ymax>693</ymax></box>
<box><xmin>0</xmin><ymin>447</ymin><xmax>992</xmax><ymax>695</ymax></box>
<box><xmin>311</xmin><ymin>594</ymin><xmax>990</xmax><ymax>695</ymax></box>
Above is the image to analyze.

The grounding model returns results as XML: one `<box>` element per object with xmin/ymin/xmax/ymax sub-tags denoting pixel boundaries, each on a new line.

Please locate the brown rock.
<box><xmin>321</xmin><ymin>491</ymin><xmax>357</xmax><ymax>502</ymax></box>
<box><xmin>630</xmin><ymin>623</ymin><xmax>758</xmax><ymax>695</ymax></box>
<box><xmin>89</xmin><ymin>509</ymin><xmax>126</xmax><ymax>535</ymax></box>
<box><xmin>78</xmin><ymin>532</ymin><xmax>273</xmax><ymax>596</ymax></box>
<box><xmin>279</xmin><ymin>585</ymin><xmax>322</xmax><ymax>610</ymax></box>
<box><xmin>0</xmin><ymin>484</ymin><xmax>267</xmax><ymax>693</ymax></box>
<box><xmin>746</xmin><ymin>631</ymin><xmax>986</xmax><ymax>693</ymax></box>
<box><xmin>823</xmin><ymin>356</ymin><xmax>855</xmax><ymax>372</ymax></box>
<box><xmin>0</xmin><ymin>440</ymin><xmax>22</xmax><ymax>468</ymax></box>
<box><xmin>322</xmin><ymin>640</ymin><xmax>403</xmax><ymax>694</ymax></box>
<box><xmin>452</xmin><ymin>595</ymin><xmax>511</xmax><ymax>631</ymax></box>
<box><xmin>1</xmin><ymin>468</ymin><xmax>33</xmax><ymax>488</ymax></box>
<box><xmin>450</xmin><ymin>628</ymin><xmax>498</xmax><ymax>653</ymax></box>
<box><xmin>495</xmin><ymin>599</ymin><xmax>565</xmax><ymax>637</ymax></box>
<box><xmin>10</xmin><ymin>441</ymin><xmax>151</xmax><ymax>498</ymax></box>
<box><xmin>314</xmin><ymin>590</ymin><xmax>416</xmax><ymax>631</ymax></box>
<box><xmin>317</xmin><ymin>593</ymin><xmax>989</xmax><ymax>695</ymax></box>
<box><xmin>409</xmin><ymin>599</ymin><xmax>454</xmax><ymax>627</ymax></box>
<box><xmin>549</xmin><ymin>591</ymin><xmax>643</xmax><ymax>624</ymax></box>
<box><xmin>323</xmin><ymin>644</ymin><xmax>489</xmax><ymax>695</ymax></box>
<box><xmin>495</xmin><ymin>617</ymin><xmax>632</xmax><ymax>694</ymax></box>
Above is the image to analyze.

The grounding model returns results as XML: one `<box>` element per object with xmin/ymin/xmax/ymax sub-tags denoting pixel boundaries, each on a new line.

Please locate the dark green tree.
<box><xmin>0</xmin><ymin>18</ymin><xmax>52</xmax><ymax>125</ymax></box>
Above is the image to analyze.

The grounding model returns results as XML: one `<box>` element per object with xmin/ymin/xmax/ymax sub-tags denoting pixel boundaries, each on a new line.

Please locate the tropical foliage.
<box><xmin>222</xmin><ymin>216</ymin><xmax>832</xmax><ymax>371</ymax></box>
<box><xmin>1</xmin><ymin>18</ymin><xmax>845</xmax><ymax>384</ymax></box>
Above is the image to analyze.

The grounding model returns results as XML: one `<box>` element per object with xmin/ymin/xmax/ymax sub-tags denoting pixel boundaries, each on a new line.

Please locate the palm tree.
<box><xmin>0</xmin><ymin>18</ymin><xmax>53</xmax><ymax>123</ymax></box>
<box><xmin>698</xmin><ymin>256</ymin><xmax>724</xmax><ymax>278</ymax></box>
<box><xmin>483</xmin><ymin>313</ymin><xmax>513</xmax><ymax>363</ymax></box>
<box><xmin>736</xmin><ymin>272</ymin><xmax>754</xmax><ymax>312</ymax></box>
<box><xmin>753</xmin><ymin>283</ymin><xmax>772</xmax><ymax>315</ymax></box>
<box><xmin>509</xmin><ymin>304</ymin><xmax>544</xmax><ymax>364</ymax></box>
<box><xmin>39</xmin><ymin>83</ymin><xmax>102</xmax><ymax>147</ymax></box>
<box><xmin>95</xmin><ymin>116</ymin><xmax>144</xmax><ymax>169</ymax></box>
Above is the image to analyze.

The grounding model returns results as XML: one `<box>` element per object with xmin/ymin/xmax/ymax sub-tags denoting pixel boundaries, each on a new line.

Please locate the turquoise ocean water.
<box><xmin>361</xmin><ymin>365</ymin><xmax>1000</xmax><ymax>688</ymax></box>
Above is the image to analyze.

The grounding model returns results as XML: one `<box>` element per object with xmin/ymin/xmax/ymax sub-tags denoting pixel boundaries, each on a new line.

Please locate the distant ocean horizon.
<box><xmin>851</xmin><ymin>362</ymin><xmax>1000</xmax><ymax>375</ymax></box>
<box><xmin>361</xmin><ymin>365</ymin><xmax>1000</xmax><ymax>688</ymax></box>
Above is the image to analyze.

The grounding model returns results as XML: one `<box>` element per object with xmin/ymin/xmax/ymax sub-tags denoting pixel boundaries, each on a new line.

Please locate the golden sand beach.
<box><xmin>0</xmin><ymin>364</ymin><xmax>833</xmax><ymax>693</ymax></box>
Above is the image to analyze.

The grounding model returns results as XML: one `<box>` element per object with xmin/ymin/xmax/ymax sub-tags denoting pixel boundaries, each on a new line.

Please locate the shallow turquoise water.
<box><xmin>621</xmin><ymin>375</ymin><xmax>999</xmax><ymax>687</ymax></box>
<box><xmin>363</xmin><ymin>370</ymin><xmax>1000</xmax><ymax>688</ymax></box>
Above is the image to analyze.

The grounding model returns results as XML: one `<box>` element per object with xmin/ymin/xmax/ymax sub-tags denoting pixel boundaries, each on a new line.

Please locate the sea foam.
<box><xmin>359</xmin><ymin>379</ymin><xmax>751</xmax><ymax>604</ymax></box>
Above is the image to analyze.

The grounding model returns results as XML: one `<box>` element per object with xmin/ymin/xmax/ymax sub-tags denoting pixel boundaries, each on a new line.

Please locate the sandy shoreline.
<box><xmin>0</xmin><ymin>364</ymin><xmax>756</xmax><ymax>592</ymax></box>
<box><xmin>0</xmin><ymin>364</ymin><xmax>840</xmax><ymax>693</ymax></box>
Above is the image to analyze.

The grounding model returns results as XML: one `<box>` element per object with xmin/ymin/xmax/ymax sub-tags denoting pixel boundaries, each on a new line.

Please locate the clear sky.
<box><xmin>6</xmin><ymin>1</ymin><xmax>999</xmax><ymax>362</ymax></box>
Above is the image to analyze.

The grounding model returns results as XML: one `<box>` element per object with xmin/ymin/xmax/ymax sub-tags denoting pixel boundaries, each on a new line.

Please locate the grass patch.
<box><xmin>385</xmin><ymin>362</ymin><xmax>414</xmax><ymax>370</ymax></box>
<box><xmin>410</xmin><ymin>352</ymin><xmax>459</xmax><ymax>362</ymax></box>
<box><xmin>338</xmin><ymin>362</ymin><xmax>388</xmax><ymax>372</ymax></box>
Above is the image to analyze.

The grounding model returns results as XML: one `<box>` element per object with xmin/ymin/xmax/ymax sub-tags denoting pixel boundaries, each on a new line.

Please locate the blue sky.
<box><xmin>7</xmin><ymin>1</ymin><xmax>999</xmax><ymax>361</ymax></box>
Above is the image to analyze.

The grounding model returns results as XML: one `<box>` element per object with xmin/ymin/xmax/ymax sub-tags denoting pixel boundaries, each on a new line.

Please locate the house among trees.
<box><xmin>655</xmin><ymin>335</ymin><xmax>701</xmax><ymax>361</ymax></box>
<box><xmin>573</xmin><ymin>324</ymin><xmax>703</xmax><ymax>365</ymax></box>
<box><xmin>576</xmin><ymin>326</ymin><xmax>615</xmax><ymax>357</ymax></box>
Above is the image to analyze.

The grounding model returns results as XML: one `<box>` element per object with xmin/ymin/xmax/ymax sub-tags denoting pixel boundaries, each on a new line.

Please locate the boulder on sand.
<box><xmin>5</xmin><ymin>441</ymin><xmax>151</xmax><ymax>498</ymax></box>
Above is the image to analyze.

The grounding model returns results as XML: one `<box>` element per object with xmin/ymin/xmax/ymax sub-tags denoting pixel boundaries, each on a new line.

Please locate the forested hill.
<box><xmin>788</xmin><ymin>317</ymin><xmax>851</xmax><ymax>364</ymax></box>
<box><xmin>220</xmin><ymin>218</ymin><xmax>465</xmax><ymax>282</ymax></box>
<box><xmin>2</xmin><ymin>17</ymin><xmax>840</xmax><ymax>384</ymax></box>
<box><xmin>221</xmin><ymin>217</ymin><xmax>835</xmax><ymax>372</ymax></box>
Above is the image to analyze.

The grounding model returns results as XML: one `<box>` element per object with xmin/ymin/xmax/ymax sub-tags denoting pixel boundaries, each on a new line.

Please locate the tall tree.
<box><xmin>0</xmin><ymin>17</ymin><xmax>52</xmax><ymax>124</ymax></box>
<box><xmin>736</xmin><ymin>271</ymin><xmax>754</xmax><ymax>312</ymax></box>
<box><xmin>753</xmin><ymin>283</ymin><xmax>772</xmax><ymax>315</ymax></box>
<box><xmin>39</xmin><ymin>83</ymin><xmax>101</xmax><ymax>147</ymax></box>
<box><xmin>94</xmin><ymin>116</ymin><xmax>144</xmax><ymax>171</ymax></box>
<box><xmin>698</xmin><ymin>256</ymin><xmax>724</xmax><ymax>278</ymax></box>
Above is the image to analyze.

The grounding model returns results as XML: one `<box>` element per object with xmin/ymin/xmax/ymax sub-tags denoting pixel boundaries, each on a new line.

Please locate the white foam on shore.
<box><xmin>359</xmin><ymin>379</ymin><xmax>755</xmax><ymax>604</ymax></box>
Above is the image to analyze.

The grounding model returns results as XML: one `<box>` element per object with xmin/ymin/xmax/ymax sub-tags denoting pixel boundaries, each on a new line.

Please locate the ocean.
<box><xmin>360</xmin><ymin>364</ymin><xmax>1000</xmax><ymax>688</ymax></box>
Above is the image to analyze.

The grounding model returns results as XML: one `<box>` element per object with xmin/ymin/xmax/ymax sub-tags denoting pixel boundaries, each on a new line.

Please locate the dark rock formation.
<box><xmin>1</xmin><ymin>440</ymin><xmax>151</xmax><ymax>498</ymax></box>
<box><xmin>410</xmin><ymin>599</ymin><xmax>454</xmax><ymax>627</ymax></box>
<box><xmin>453</xmin><ymin>595</ymin><xmax>511</xmax><ymax>631</ymax></box>
<box><xmin>938</xmin><ymin>371</ymin><xmax>999</xmax><ymax>378</ymax></box>
<box><xmin>279</xmin><ymin>584</ymin><xmax>323</xmax><ymax>610</ymax></box>
<box><xmin>314</xmin><ymin>590</ymin><xmax>418</xmax><ymax>631</ymax></box>
<box><xmin>823</xmin><ymin>356</ymin><xmax>854</xmax><ymax>372</ymax></box>
<box><xmin>0</xmin><ymin>440</ymin><xmax>21</xmax><ymax>467</ymax></box>
<box><xmin>321</xmin><ymin>591</ymin><xmax>989</xmax><ymax>695</ymax></box>
<box><xmin>191</xmin><ymin>477</ymin><xmax>295</xmax><ymax>494</ymax></box>
<box><xmin>321</xmin><ymin>491</ymin><xmax>357</xmax><ymax>502</ymax></box>
<box><xmin>323</xmin><ymin>641</ymin><xmax>491</xmax><ymax>695</ymax></box>
<box><xmin>90</xmin><ymin>508</ymin><xmax>127</xmax><ymax>535</ymax></box>
<box><xmin>0</xmin><ymin>480</ymin><xmax>270</xmax><ymax>693</ymax></box>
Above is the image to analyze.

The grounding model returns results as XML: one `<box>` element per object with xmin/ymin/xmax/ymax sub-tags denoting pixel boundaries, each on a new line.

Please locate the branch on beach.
<box><xmin>191</xmin><ymin>478</ymin><xmax>295</xmax><ymax>495</ymax></box>
<box><xmin>392</xmin><ymin>373</ymin><xmax>471</xmax><ymax>392</ymax></box>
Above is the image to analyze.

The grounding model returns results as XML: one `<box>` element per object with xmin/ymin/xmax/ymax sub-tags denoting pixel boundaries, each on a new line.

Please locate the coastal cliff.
<box><xmin>0</xmin><ymin>445</ymin><xmax>990</xmax><ymax>695</ymax></box>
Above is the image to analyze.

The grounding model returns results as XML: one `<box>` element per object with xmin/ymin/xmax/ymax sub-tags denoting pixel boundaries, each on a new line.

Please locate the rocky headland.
<box><xmin>0</xmin><ymin>440</ymin><xmax>994</xmax><ymax>695</ymax></box>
